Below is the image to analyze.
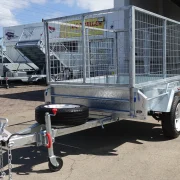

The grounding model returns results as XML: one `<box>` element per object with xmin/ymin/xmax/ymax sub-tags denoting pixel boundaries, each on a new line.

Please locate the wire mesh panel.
<box><xmin>84</xmin><ymin>11</ymin><xmax>130</xmax><ymax>85</ymax></box>
<box><xmin>135</xmin><ymin>7</ymin><xmax>180</xmax><ymax>85</ymax></box>
<box><xmin>84</xmin><ymin>26</ymin><xmax>115</xmax><ymax>84</ymax></box>
<box><xmin>166</xmin><ymin>21</ymin><xmax>180</xmax><ymax>76</ymax></box>
<box><xmin>48</xmin><ymin>17</ymin><xmax>84</xmax><ymax>83</ymax></box>
<box><xmin>45</xmin><ymin>8</ymin><xmax>130</xmax><ymax>85</ymax></box>
<box><xmin>135</xmin><ymin>9</ymin><xmax>164</xmax><ymax>84</ymax></box>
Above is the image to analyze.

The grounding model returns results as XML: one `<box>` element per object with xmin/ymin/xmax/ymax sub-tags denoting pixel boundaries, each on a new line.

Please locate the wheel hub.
<box><xmin>175</xmin><ymin>103</ymin><xmax>180</xmax><ymax>132</ymax></box>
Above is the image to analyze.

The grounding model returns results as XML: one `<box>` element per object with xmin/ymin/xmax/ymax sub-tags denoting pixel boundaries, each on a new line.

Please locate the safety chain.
<box><xmin>8</xmin><ymin>143</ymin><xmax>13</xmax><ymax>180</ymax></box>
<box><xmin>0</xmin><ymin>141</ymin><xmax>6</xmax><ymax>179</ymax></box>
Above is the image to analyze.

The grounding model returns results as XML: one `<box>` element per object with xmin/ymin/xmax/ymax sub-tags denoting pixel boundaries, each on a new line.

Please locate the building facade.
<box><xmin>114</xmin><ymin>0</ymin><xmax>180</xmax><ymax>20</ymax></box>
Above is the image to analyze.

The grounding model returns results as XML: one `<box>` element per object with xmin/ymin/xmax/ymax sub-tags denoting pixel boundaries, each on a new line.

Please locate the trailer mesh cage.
<box><xmin>135</xmin><ymin>8</ymin><xmax>180</xmax><ymax>85</ymax></box>
<box><xmin>44</xmin><ymin>6</ymin><xmax>180</xmax><ymax>87</ymax></box>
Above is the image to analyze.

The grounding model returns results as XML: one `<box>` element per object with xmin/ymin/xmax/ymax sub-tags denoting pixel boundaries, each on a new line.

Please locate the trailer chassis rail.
<box><xmin>0</xmin><ymin>110</ymin><xmax>115</xmax><ymax>179</ymax></box>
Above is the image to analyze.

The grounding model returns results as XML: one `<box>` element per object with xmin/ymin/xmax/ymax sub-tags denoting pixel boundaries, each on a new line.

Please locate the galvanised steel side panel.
<box><xmin>51</xmin><ymin>85</ymin><xmax>130</xmax><ymax>99</ymax></box>
<box><xmin>52</xmin><ymin>96</ymin><xmax>130</xmax><ymax>112</ymax></box>
<box><xmin>51</xmin><ymin>85</ymin><xmax>130</xmax><ymax>112</ymax></box>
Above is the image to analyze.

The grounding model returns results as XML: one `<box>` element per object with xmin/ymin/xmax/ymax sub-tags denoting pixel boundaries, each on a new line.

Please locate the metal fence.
<box><xmin>44</xmin><ymin>6</ymin><xmax>180</xmax><ymax>86</ymax></box>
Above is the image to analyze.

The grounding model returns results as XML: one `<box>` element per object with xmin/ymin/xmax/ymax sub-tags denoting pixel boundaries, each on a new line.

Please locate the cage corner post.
<box><xmin>82</xmin><ymin>15</ymin><xmax>87</xmax><ymax>84</ymax></box>
<box><xmin>44</xmin><ymin>21</ymin><xmax>51</xmax><ymax>85</ymax></box>
<box><xmin>129</xmin><ymin>6</ymin><xmax>136</xmax><ymax>117</ymax></box>
<box><xmin>163</xmin><ymin>19</ymin><xmax>167</xmax><ymax>79</ymax></box>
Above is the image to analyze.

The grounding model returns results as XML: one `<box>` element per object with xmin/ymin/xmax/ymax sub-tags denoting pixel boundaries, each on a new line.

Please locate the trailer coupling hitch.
<box><xmin>0</xmin><ymin>118</ymin><xmax>8</xmax><ymax>135</ymax></box>
<box><xmin>0</xmin><ymin>118</ymin><xmax>11</xmax><ymax>143</ymax></box>
<box><xmin>0</xmin><ymin>118</ymin><xmax>12</xmax><ymax>179</ymax></box>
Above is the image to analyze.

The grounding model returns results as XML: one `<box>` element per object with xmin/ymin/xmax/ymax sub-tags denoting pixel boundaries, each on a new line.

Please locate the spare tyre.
<box><xmin>35</xmin><ymin>104</ymin><xmax>89</xmax><ymax>125</ymax></box>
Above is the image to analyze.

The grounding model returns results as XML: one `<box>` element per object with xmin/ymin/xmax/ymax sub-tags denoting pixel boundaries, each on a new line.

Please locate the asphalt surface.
<box><xmin>0</xmin><ymin>84</ymin><xmax>180</xmax><ymax>180</ymax></box>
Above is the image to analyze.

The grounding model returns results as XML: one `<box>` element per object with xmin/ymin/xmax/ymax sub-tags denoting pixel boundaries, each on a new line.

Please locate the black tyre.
<box><xmin>162</xmin><ymin>96</ymin><xmax>180</xmax><ymax>139</ymax></box>
<box><xmin>48</xmin><ymin>157</ymin><xmax>63</xmax><ymax>172</ymax></box>
<box><xmin>35</xmin><ymin>104</ymin><xmax>89</xmax><ymax>125</ymax></box>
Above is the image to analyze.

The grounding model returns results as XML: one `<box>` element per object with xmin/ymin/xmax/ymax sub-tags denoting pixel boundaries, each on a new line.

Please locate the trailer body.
<box><xmin>44</xmin><ymin>6</ymin><xmax>180</xmax><ymax>120</ymax></box>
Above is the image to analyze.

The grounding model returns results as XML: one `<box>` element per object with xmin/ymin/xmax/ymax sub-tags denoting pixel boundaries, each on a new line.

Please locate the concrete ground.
<box><xmin>0</xmin><ymin>84</ymin><xmax>180</xmax><ymax>180</ymax></box>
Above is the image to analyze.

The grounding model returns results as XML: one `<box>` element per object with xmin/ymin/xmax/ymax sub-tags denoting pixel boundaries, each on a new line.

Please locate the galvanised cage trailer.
<box><xmin>1</xmin><ymin>5</ymin><xmax>180</xmax><ymax>179</ymax></box>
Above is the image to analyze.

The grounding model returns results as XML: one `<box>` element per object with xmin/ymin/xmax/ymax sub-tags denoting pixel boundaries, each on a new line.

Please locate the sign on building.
<box><xmin>60</xmin><ymin>17</ymin><xmax>105</xmax><ymax>38</ymax></box>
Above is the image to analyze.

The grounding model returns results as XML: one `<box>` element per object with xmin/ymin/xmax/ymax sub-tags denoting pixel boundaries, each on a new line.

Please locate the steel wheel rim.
<box><xmin>175</xmin><ymin>103</ymin><xmax>180</xmax><ymax>132</ymax></box>
<box><xmin>44</xmin><ymin>104</ymin><xmax>80</xmax><ymax>109</ymax></box>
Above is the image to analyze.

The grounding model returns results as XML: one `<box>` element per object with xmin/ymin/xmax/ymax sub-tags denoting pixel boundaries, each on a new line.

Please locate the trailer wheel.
<box><xmin>162</xmin><ymin>96</ymin><xmax>180</xmax><ymax>139</ymax></box>
<box><xmin>48</xmin><ymin>156</ymin><xmax>63</xmax><ymax>172</ymax></box>
<box><xmin>35</xmin><ymin>104</ymin><xmax>89</xmax><ymax>125</ymax></box>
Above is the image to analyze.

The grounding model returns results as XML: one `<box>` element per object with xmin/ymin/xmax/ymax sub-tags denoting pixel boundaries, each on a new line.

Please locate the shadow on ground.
<box><xmin>0</xmin><ymin>81</ymin><xmax>46</xmax><ymax>89</ymax></box>
<box><xmin>0</xmin><ymin>90</ymin><xmax>44</xmax><ymax>102</ymax></box>
<box><xmin>2</xmin><ymin>119</ymin><xmax>166</xmax><ymax>175</ymax></box>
